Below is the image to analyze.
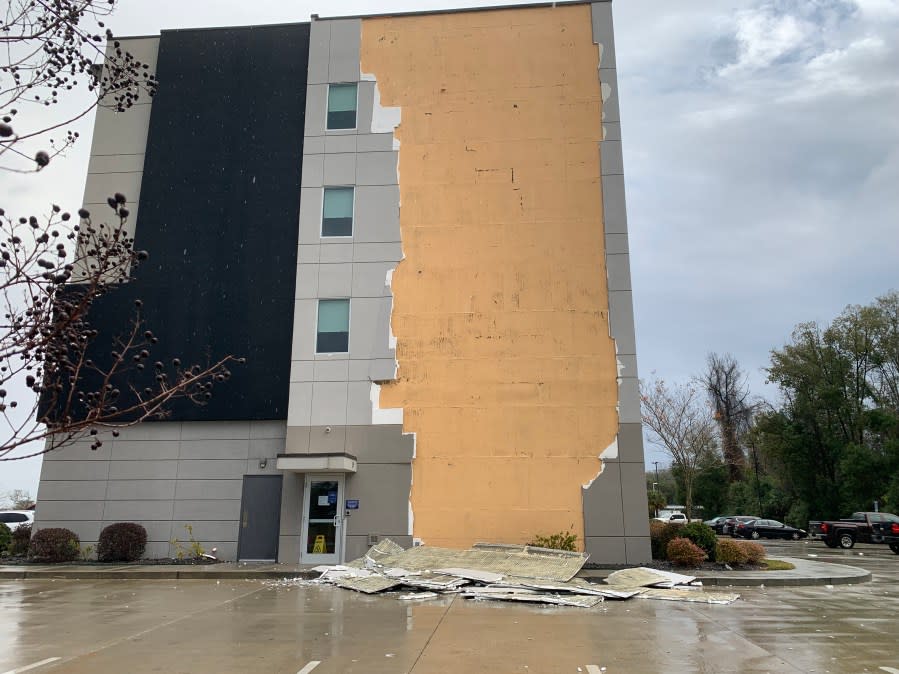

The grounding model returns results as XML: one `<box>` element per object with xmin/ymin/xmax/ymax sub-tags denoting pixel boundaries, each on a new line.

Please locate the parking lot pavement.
<box><xmin>0</xmin><ymin>540</ymin><xmax>897</xmax><ymax>673</ymax></box>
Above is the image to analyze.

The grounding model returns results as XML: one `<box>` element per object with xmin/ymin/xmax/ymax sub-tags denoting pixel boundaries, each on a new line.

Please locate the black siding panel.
<box><xmin>84</xmin><ymin>24</ymin><xmax>309</xmax><ymax>421</ymax></box>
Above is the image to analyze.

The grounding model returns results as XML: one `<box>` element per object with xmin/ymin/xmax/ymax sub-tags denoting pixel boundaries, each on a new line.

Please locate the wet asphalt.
<box><xmin>0</xmin><ymin>539</ymin><xmax>897</xmax><ymax>673</ymax></box>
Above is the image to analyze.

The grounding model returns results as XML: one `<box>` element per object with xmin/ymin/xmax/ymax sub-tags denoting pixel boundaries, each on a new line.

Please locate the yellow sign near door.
<box><xmin>312</xmin><ymin>535</ymin><xmax>326</xmax><ymax>554</ymax></box>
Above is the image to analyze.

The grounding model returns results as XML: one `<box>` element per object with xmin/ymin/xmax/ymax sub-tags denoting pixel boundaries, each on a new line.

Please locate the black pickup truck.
<box><xmin>808</xmin><ymin>512</ymin><xmax>899</xmax><ymax>550</ymax></box>
<box><xmin>871</xmin><ymin>517</ymin><xmax>899</xmax><ymax>554</ymax></box>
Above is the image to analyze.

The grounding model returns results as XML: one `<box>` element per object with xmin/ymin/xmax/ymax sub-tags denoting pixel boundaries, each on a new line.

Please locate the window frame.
<box><xmin>320</xmin><ymin>185</ymin><xmax>355</xmax><ymax>239</ymax></box>
<box><xmin>315</xmin><ymin>298</ymin><xmax>351</xmax><ymax>355</ymax></box>
<box><xmin>326</xmin><ymin>82</ymin><xmax>359</xmax><ymax>131</ymax></box>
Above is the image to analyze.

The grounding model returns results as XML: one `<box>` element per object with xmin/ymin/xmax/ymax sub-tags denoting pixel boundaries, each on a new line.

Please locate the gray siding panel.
<box><xmin>175</xmin><ymin>480</ymin><xmax>244</xmax><ymax>500</ymax></box>
<box><xmin>104</xmin><ymin>500</ymin><xmax>175</xmax><ymax>521</ymax></box>
<box><xmin>105</xmin><ymin>480</ymin><xmax>176</xmax><ymax>501</ymax></box>
<box><xmin>108</xmin><ymin>460</ymin><xmax>179</xmax><ymax>480</ymax></box>
<box><xmin>582</xmin><ymin>2</ymin><xmax>650</xmax><ymax>564</ymax></box>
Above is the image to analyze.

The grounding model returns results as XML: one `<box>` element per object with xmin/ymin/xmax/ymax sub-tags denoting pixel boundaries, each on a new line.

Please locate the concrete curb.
<box><xmin>0</xmin><ymin>557</ymin><xmax>870</xmax><ymax>586</ymax></box>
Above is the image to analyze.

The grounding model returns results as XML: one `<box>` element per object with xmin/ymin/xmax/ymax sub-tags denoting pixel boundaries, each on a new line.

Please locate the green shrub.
<box><xmin>9</xmin><ymin>523</ymin><xmax>32</xmax><ymax>556</ymax></box>
<box><xmin>649</xmin><ymin>521</ymin><xmax>684</xmax><ymax>560</ymax></box>
<box><xmin>29</xmin><ymin>527</ymin><xmax>80</xmax><ymax>563</ymax></box>
<box><xmin>666</xmin><ymin>537</ymin><xmax>707</xmax><ymax>567</ymax></box>
<box><xmin>528</xmin><ymin>530</ymin><xmax>577</xmax><ymax>551</ymax></box>
<box><xmin>716</xmin><ymin>538</ymin><xmax>749</xmax><ymax>565</ymax></box>
<box><xmin>680</xmin><ymin>522</ymin><xmax>718</xmax><ymax>562</ymax></box>
<box><xmin>739</xmin><ymin>540</ymin><xmax>766</xmax><ymax>564</ymax></box>
<box><xmin>97</xmin><ymin>522</ymin><xmax>147</xmax><ymax>562</ymax></box>
<box><xmin>0</xmin><ymin>523</ymin><xmax>11</xmax><ymax>554</ymax></box>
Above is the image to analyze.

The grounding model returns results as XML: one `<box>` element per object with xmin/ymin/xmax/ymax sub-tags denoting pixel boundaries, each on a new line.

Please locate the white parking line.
<box><xmin>878</xmin><ymin>667</ymin><xmax>899</xmax><ymax>674</ymax></box>
<box><xmin>586</xmin><ymin>666</ymin><xmax>605</xmax><ymax>674</ymax></box>
<box><xmin>297</xmin><ymin>661</ymin><xmax>321</xmax><ymax>674</ymax></box>
<box><xmin>1</xmin><ymin>658</ymin><xmax>62</xmax><ymax>674</ymax></box>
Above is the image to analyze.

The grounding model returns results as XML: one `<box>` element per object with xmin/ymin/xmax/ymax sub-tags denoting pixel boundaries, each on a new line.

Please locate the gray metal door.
<box><xmin>237</xmin><ymin>475</ymin><xmax>282</xmax><ymax>561</ymax></box>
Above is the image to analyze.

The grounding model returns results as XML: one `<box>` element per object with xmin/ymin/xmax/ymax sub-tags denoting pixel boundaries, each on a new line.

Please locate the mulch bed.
<box><xmin>583</xmin><ymin>560</ymin><xmax>767</xmax><ymax>572</ymax></box>
<box><xmin>0</xmin><ymin>556</ymin><xmax>222</xmax><ymax>566</ymax></box>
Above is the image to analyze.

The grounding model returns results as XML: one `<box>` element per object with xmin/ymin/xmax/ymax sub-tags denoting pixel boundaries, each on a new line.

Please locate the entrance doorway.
<box><xmin>300</xmin><ymin>474</ymin><xmax>345</xmax><ymax>564</ymax></box>
<box><xmin>236</xmin><ymin>475</ymin><xmax>283</xmax><ymax>562</ymax></box>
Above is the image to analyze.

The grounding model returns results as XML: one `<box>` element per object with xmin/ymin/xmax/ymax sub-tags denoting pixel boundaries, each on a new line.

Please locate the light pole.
<box><xmin>653</xmin><ymin>461</ymin><xmax>660</xmax><ymax>486</ymax></box>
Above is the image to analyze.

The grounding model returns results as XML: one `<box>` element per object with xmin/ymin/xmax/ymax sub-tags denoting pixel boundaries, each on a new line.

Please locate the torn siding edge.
<box><xmin>385</xmin><ymin>268</ymin><xmax>398</xmax><ymax>351</ymax></box>
<box><xmin>370</xmin><ymin>383</ymin><xmax>402</xmax><ymax>424</ymax></box>
<box><xmin>582</xmin><ymin>436</ymin><xmax>617</xmax><ymax>489</ymax></box>
<box><xmin>582</xmin><ymin>3</ymin><xmax>620</xmax><ymax>496</ymax></box>
<box><xmin>361</xmin><ymin>71</ymin><xmax>402</xmax><ymax>149</ymax></box>
<box><xmin>362</xmin><ymin>57</ymin><xmax>414</xmax><ymax>537</ymax></box>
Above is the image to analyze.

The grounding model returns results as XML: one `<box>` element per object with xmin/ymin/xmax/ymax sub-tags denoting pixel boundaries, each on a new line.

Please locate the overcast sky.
<box><xmin>2</xmin><ymin>0</ymin><xmax>897</xmax><ymax>497</ymax></box>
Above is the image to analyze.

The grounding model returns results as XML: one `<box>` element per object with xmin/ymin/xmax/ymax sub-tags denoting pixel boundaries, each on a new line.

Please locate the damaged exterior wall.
<box><xmin>285</xmin><ymin>17</ymin><xmax>413</xmax><ymax>562</ymax></box>
<box><xmin>34</xmin><ymin>1</ymin><xmax>650</xmax><ymax>566</ymax></box>
<box><xmin>362</xmin><ymin>2</ymin><xmax>646</xmax><ymax>554</ymax></box>
<box><xmin>582</xmin><ymin>2</ymin><xmax>652</xmax><ymax>564</ymax></box>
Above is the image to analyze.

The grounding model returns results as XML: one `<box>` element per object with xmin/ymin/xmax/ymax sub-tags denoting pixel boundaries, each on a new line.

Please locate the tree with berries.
<box><xmin>1</xmin><ymin>2</ymin><xmax>239</xmax><ymax>460</ymax></box>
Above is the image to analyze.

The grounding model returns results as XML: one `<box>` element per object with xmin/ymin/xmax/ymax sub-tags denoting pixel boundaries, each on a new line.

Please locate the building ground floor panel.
<box><xmin>34</xmin><ymin>421</ymin><xmax>413</xmax><ymax>564</ymax></box>
<box><xmin>35</xmin><ymin>420</ymin><xmax>649</xmax><ymax>564</ymax></box>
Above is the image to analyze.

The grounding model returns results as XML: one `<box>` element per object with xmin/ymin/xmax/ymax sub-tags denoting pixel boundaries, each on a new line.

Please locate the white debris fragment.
<box><xmin>310</xmin><ymin>539</ymin><xmax>740</xmax><ymax>606</ymax></box>
<box><xmin>398</xmin><ymin>592</ymin><xmax>439</xmax><ymax>601</ymax></box>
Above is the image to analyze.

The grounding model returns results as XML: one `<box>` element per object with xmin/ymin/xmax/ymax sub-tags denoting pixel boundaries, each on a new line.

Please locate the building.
<box><xmin>35</xmin><ymin>0</ymin><xmax>651</xmax><ymax>565</ymax></box>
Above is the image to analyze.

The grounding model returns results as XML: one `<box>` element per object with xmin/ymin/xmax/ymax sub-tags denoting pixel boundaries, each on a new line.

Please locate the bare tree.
<box><xmin>641</xmin><ymin>377</ymin><xmax>716</xmax><ymax>519</ymax></box>
<box><xmin>0</xmin><ymin>3</ymin><xmax>238</xmax><ymax>461</ymax></box>
<box><xmin>2</xmin><ymin>489</ymin><xmax>34</xmax><ymax>509</ymax></box>
<box><xmin>1</xmin><ymin>0</ymin><xmax>156</xmax><ymax>172</ymax></box>
<box><xmin>702</xmin><ymin>353</ymin><xmax>753</xmax><ymax>482</ymax></box>
<box><xmin>0</xmin><ymin>197</ymin><xmax>242</xmax><ymax>461</ymax></box>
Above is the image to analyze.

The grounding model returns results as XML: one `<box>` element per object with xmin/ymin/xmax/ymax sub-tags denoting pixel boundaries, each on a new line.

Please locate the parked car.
<box><xmin>653</xmin><ymin>513</ymin><xmax>687</xmax><ymax>524</ymax></box>
<box><xmin>735</xmin><ymin>518</ymin><xmax>808</xmax><ymax>541</ymax></box>
<box><xmin>704</xmin><ymin>516</ymin><xmax>735</xmax><ymax>535</ymax></box>
<box><xmin>722</xmin><ymin>516</ymin><xmax>759</xmax><ymax>536</ymax></box>
<box><xmin>0</xmin><ymin>510</ymin><xmax>34</xmax><ymax>532</ymax></box>
<box><xmin>809</xmin><ymin>512</ymin><xmax>899</xmax><ymax>550</ymax></box>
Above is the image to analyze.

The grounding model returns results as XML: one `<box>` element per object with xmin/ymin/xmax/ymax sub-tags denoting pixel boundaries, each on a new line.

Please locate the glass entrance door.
<box><xmin>300</xmin><ymin>474</ymin><xmax>344</xmax><ymax>564</ymax></box>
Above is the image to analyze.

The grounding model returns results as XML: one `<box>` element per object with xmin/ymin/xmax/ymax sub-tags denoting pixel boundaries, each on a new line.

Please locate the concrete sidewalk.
<box><xmin>0</xmin><ymin>556</ymin><xmax>870</xmax><ymax>586</ymax></box>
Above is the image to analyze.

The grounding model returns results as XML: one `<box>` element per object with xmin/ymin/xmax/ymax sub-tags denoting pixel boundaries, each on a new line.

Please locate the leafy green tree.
<box><xmin>692</xmin><ymin>455</ymin><xmax>728</xmax><ymax>516</ymax></box>
<box><xmin>646</xmin><ymin>489</ymin><xmax>667</xmax><ymax>518</ymax></box>
<box><xmin>757</xmin><ymin>292</ymin><xmax>899</xmax><ymax>518</ymax></box>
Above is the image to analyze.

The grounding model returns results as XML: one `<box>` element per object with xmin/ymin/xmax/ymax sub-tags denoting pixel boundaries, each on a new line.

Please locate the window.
<box><xmin>322</xmin><ymin>187</ymin><xmax>354</xmax><ymax>237</ymax></box>
<box><xmin>0</xmin><ymin>513</ymin><xmax>28</xmax><ymax>523</ymax></box>
<box><xmin>317</xmin><ymin>299</ymin><xmax>349</xmax><ymax>353</ymax></box>
<box><xmin>327</xmin><ymin>83</ymin><xmax>357</xmax><ymax>130</ymax></box>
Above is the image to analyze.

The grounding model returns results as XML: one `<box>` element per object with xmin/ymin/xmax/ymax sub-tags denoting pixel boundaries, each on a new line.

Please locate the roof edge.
<box><xmin>314</xmin><ymin>0</ymin><xmax>603</xmax><ymax>22</ymax></box>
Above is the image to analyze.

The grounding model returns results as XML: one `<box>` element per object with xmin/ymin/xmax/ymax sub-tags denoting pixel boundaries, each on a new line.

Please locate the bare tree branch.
<box><xmin>0</xmin><ymin>0</ymin><xmax>158</xmax><ymax>172</ymax></box>
<box><xmin>0</xmin><ymin>197</ymin><xmax>242</xmax><ymax>460</ymax></box>
<box><xmin>641</xmin><ymin>376</ymin><xmax>716</xmax><ymax>519</ymax></box>
<box><xmin>702</xmin><ymin>352</ymin><xmax>753</xmax><ymax>482</ymax></box>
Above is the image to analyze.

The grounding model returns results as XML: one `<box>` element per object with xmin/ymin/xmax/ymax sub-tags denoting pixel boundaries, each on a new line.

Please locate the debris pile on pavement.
<box><xmin>306</xmin><ymin>539</ymin><xmax>740</xmax><ymax>606</ymax></box>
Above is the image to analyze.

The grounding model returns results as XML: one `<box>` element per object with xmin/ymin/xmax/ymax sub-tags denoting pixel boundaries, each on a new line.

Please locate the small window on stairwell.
<box><xmin>316</xmin><ymin>299</ymin><xmax>349</xmax><ymax>353</ymax></box>
<box><xmin>327</xmin><ymin>83</ymin><xmax>357</xmax><ymax>130</ymax></box>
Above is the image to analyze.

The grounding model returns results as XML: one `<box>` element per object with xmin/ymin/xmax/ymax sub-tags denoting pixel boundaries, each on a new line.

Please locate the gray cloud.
<box><xmin>617</xmin><ymin>0</ymin><xmax>899</xmax><ymax>465</ymax></box>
